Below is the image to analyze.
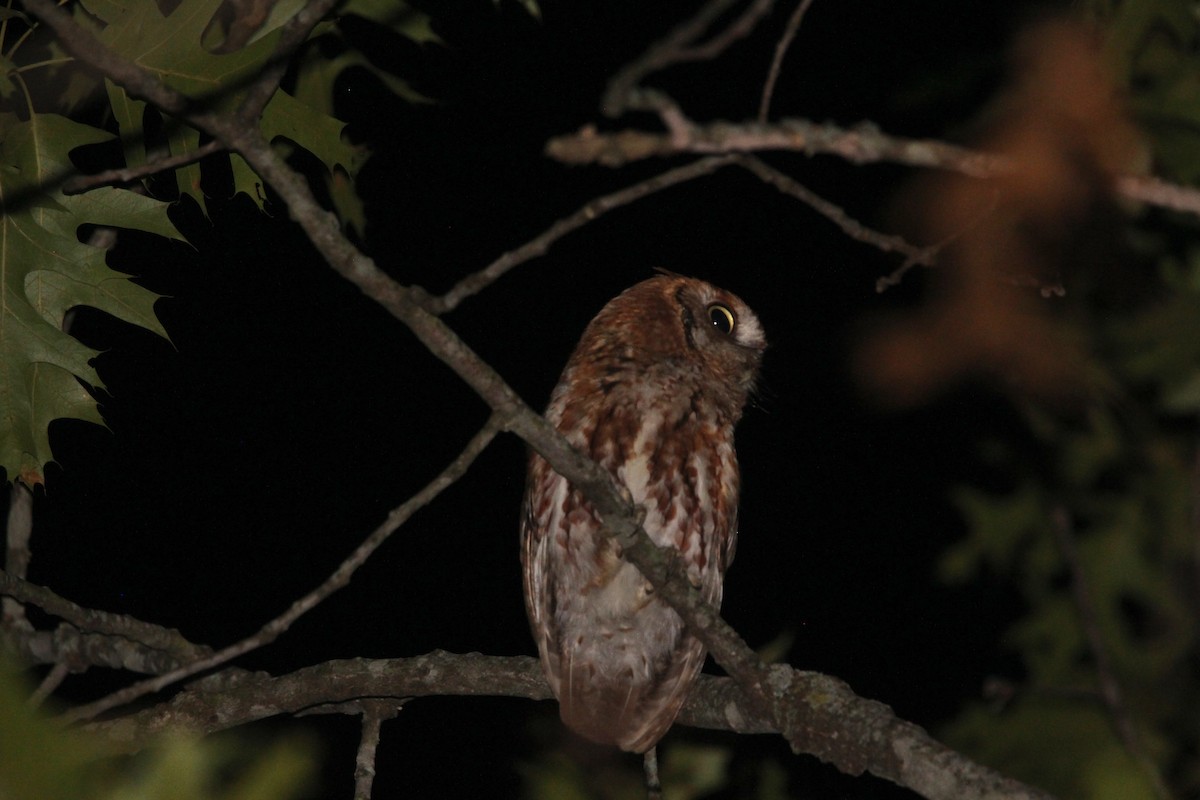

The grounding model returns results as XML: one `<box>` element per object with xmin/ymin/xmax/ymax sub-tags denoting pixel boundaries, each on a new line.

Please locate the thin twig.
<box><xmin>27</xmin><ymin>661</ymin><xmax>71</xmax><ymax>708</ymax></box>
<box><xmin>236</xmin><ymin>0</ymin><xmax>342</xmax><ymax>121</ymax></box>
<box><xmin>874</xmin><ymin>186</ymin><xmax>999</xmax><ymax>292</ymax></box>
<box><xmin>63</xmin><ymin>418</ymin><xmax>500</xmax><ymax>722</ymax></box>
<box><xmin>603</xmin><ymin>0</ymin><xmax>772</xmax><ymax>118</ymax></box>
<box><xmin>603</xmin><ymin>0</ymin><xmax>738</xmax><ymax>116</ymax></box>
<box><xmin>1050</xmin><ymin>507</ymin><xmax>1170</xmax><ymax>800</ymax></box>
<box><xmin>736</xmin><ymin>154</ymin><xmax>935</xmax><ymax>266</ymax></box>
<box><xmin>675</xmin><ymin>0</ymin><xmax>776</xmax><ymax>63</ymax></box>
<box><xmin>2</xmin><ymin>482</ymin><xmax>34</xmax><ymax>629</ymax></box>
<box><xmin>63</xmin><ymin>140</ymin><xmax>224</xmax><ymax>194</ymax></box>
<box><xmin>425</xmin><ymin>156</ymin><xmax>738</xmax><ymax>314</ymax></box>
<box><xmin>354</xmin><ymin>701</ymin><xmax>398</xmax><ymax>800</ymax></box>
<box><xmin>758</xmin><ymin>0</ymin><xmax>815</xmax><ymax>121</ymax></box>
<box><xmin>0</xmin><ymin>569</ymin><xmax>210</xmax><ymax>663</ymax></box>
<box><xmin>643</xmin><ymin>747</ymin><xmax>662</xmax><ymax>800</ymax></box>
<box><xmin>1116</xmin><ymin>174</ymin><xmax>1200</xmax><ymax>218</ymax></box>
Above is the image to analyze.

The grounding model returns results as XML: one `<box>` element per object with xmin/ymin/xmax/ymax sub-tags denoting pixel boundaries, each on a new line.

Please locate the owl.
<box><xmin>521</xmin><ymin>273</ymin><xmax>765</xmax><ymax>753</ymax></box>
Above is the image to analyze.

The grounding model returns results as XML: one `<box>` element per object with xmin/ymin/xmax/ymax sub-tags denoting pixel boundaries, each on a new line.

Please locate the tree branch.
<box><xmin>1115</xmin><ymin>174</ymin><xmax>1200</xmax><ymax>218</ymax></box>
<box><xmin>62</xmin><ymin>417</ymin><xmax>500</xmax><ymax>722</ymax></box>
<box><xmin>62</xmin><ymin>140</ymin><xmax>224</xmax><ymax>194</ymax></box>
<box><xmin>546</xmin><ymin>118</ymin><xmax>1200</xmax><ymax>221</ymax></box>
<box><xmin>0</xmin><ymin>569</ymin><xmax>210</xmax><ymax>666</ymax></box>
<box><xmin>2</xmin><ymin>482</ymin><xmax>34</xmax><ymax>630</ymax></box>
<box><xmin>547</xmin><ymin>118</ymin><xmax>1007</xmax><ymax>174</ymax></box>
<box><xmin>423</xmin><ymin>155</ymin><xmax>738</xmax><ymax>314</ymax></box>
<box><xmin>735</xmin><ymin>154</ymin><xmax>936</xmax><ymax>266</ymax></box>
<box><xmin>85</xmin><ymin>652</ymin><xmax>1053</xmax><ymax>800</ymax></box>
<box><xmin>758</xmin><ymin>0</ymin><xmax>815</xmax><ymax>122</ymax></box>
<box><xmin>236</xmin><ymin>0</ymin><xmax>341</xmax><ymax>122</ymax></box>
<box><xmin>353</xmin><ymin>701</ymin><xmax>397</xmax><ymax>800</ymax></box>
<box><xmin>602</xmin><ymin>0</ymin><xmax>772</xmax><ymax>118</ymax></box>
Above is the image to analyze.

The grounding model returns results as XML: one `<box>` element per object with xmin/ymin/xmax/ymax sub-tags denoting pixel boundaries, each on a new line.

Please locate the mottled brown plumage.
<box><xmin>521</xmin><ymin>274</ymin><xmax>765</xmax><ymax>753</ymax></box>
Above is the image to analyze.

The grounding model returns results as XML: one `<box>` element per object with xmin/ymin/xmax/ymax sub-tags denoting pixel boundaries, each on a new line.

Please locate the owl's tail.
<box><xmin>559</xmin><ymin>677</ymin><xmax>685</xmax><ymax>754</ymax></box>
<box><xmin>555</xmin><ymin>636</ymin><xmax>707</xmax><ymax>754</ymax></box>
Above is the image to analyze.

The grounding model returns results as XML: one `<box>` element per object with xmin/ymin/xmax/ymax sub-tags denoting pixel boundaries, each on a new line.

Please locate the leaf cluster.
<box><xmin>935</xmin><ymin>6</ymin><xmax>1200</xmax><ymax>795</ymax></box>
<box><xmin>0</xmin><ymin>662</ymin><xmax>314</xmax><ymax>800</ymax></box>
<box><xmin>0</xmin><ymin>0</ymin><xmax>433</xmax><ymax>485</ymax></box>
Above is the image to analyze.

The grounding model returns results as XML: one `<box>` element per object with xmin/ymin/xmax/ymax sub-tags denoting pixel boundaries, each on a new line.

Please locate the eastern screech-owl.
<box><xmin>521</xmin><ymin>274</ymin><xmax>765</xmax><ymax>753</ymax></box>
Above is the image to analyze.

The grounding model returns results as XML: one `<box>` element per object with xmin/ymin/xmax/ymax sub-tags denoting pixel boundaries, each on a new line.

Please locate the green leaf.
<box><xmin>339</xmin><ymin>0</ymin><xmax>442</xmax><ymax>44</ymax></box>
<box><xmin>1</xmin><ymin>661</ymin><xmax>315</xmax><ymax>800</ymax></box>
<box><xmin>230</xmin><ymin>153</ymin><xmax>266</xmax><ymax>210</ymax></box>
<box><xmin>165</xmin><ymin>118</ymin><xmax>205</xmax><ymax>205</ymax></box>
<box><xmin>328</xmin><ymin>166</ymin><xmax>365</xmax><ymax>237</ymax></box>
<box><xmin>106</xmin><ymin>79</ymin><xmax>148</xmax><ymax>171</ymax></box>
<box><xmin>260</xmin><ymin>89</ymin><xmax>359</xmax><ymax>175</ymax></box>
<box><xmin>941</xmin><ymin>483</ymin><xmax>1048</xmax><ymax>582</ymax></box>
<box><xmin>661</xmin><ymin>743</ymin><xmax>731</xmax><ymax>800</ymax></box>
<box><xmin>518</xmin><ymin>751</ymin><xmax>631</xmax><ymax>800</ymax></box>
<box><xmin>0</xmin><ymin>114</ymin><xmax>178</xmax><ymax>485</ymax></box>
<box><xmin>83</xmin><ymin>0</ymin><xmax>276</xmax><ymax>102</ymax></box>
<box><xmin>1160</xmin><ymin>370</ymin><xmax>1200</xmax><ymax>411</ymax></box>
<box><xmin>294</xmin><ymin>45</ymin><xmax>431</xmax><ymax>113</ymax></box>
<box><xmin>0</xmin><ymin>55</ymin><xmax>17</xmax><ymax>100</ymax></box>
<box><xmin>493</xmin><ymin>0</ymin><xmax>541</xmax><ymax>21</ymax></box>
<box><xmin>942</xmin><ymin>699</ymin><xmax>1162</xmax><ymax>800</ymax></box>
<box><xmin>242</xmin><ymin>0</ymin><xmax>308</xmax><ymax>47</ymax></box>
<box><xmin>0</xmin><ymin>664</ymin><xmax>99</xmax><ymax>800</ymax></box>
<box><xmin>81</xmin><ymin>0</ymin><xmax>364</xmax><ymax>220</ymax></box>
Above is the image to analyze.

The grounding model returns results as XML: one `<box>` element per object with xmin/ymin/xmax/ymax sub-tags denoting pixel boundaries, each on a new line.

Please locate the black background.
<box><xmin>13</xmin><ymin>0</ymin><xmax>1071</xmax><ymax>796</ymax></box>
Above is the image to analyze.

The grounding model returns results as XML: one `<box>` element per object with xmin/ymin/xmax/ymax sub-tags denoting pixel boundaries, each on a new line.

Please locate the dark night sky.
<box><xmin>11</xmin><ymin>1</ymin><xmax>1070</xmax><ymax>796</ymax></box>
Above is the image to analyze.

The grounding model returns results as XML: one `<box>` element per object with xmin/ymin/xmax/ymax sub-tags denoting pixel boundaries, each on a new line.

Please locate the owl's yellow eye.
<box><xmin>708</xmin><ymin>304</ymin><xmax>735</xmax><ymax>335</ymax></box>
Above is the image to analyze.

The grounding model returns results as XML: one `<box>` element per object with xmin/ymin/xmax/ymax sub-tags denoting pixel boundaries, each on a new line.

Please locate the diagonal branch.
<box><xmin>423</xmin><ymin>155</ymin><xmax>738</xmax><ymax>314</ymax></box>
<box><xmin>735</xmin><ymin>154</ymin><xmax>936</xmax><ymax>265</ymax></box>
<box><xmin>758</xmin><ymin>0</ymin><xmax>816</xmax><ymax>121</ymax></box>
<box><xmin>236</xmin><ymin>0</ymin><xmax>341</xmax><ymax>121</ymax></box>
<box><xmin>63</xmin><ymin>140</ymin><xmax>224</xmax><ymax>194</ymax></box>
<box><xmin>61</xmin><ymin>417</ymin><xmax>500</xmax><ymax>722</ymax></box>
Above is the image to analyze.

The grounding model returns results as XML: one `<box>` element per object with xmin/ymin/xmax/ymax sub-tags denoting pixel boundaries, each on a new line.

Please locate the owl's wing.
<box><xmin>722</xmin><ymin>508</ymin><xmax>738</xmax><ymax>569</ymax></box>
<box><xmin>520</xmin><ymin>454</ymin><xmax>564</xmax><ymax>698</ymax></box>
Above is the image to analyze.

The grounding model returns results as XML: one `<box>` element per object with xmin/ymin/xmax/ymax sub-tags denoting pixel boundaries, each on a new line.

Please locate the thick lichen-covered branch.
<box><xmin>87</xmin><ymin>652</ymin><xmax>1052</xmax><ymax>800</ymax></box>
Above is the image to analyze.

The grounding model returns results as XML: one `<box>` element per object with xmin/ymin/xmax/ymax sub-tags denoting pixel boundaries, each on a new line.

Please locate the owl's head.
<box><xmin>570</xmin><ymin>274</ymin><xmax>766</xmax><ymax>419</ymax></box>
